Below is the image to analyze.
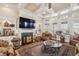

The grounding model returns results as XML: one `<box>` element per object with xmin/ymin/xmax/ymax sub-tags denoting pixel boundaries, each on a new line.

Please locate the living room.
<box><xmin>0</xmin><ymin>3</ymin><xmax>79</xmax><ymax>56</ymax></box>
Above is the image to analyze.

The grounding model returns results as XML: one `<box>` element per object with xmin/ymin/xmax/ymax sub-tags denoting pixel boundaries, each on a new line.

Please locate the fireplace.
<box><xmin>21</xmin><ymin>32</ymin><xmax>33</xmax><ymax>45</ymax></box>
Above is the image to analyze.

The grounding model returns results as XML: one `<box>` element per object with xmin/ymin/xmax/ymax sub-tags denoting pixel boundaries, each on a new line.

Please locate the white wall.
<box><xmin>0</xmin><ymin>6</ymin><xmax>18</xmax><ymax>45</ymax></box>
<box><xmin>19</xmin><ymin>9</ymin><xmax>43</xmax><ymax>37</ymax></box>
<box><xmin>0</xmin><ymin>6</ymin><xmax>43</xmax><ymax>45</ymax></box>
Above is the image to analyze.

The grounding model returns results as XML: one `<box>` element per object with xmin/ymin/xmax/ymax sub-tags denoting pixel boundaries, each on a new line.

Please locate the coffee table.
<box><xmin>50</xmin><ymin>42</ymin><xmax>62</xmax><ymax>56</ymax></box>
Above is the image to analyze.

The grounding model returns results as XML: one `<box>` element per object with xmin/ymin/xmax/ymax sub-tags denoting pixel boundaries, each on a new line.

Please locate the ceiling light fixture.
<box><xmin>48</xmin><ymin>3</ymin><xmax>54</xmax><ymax>14</ymax></box>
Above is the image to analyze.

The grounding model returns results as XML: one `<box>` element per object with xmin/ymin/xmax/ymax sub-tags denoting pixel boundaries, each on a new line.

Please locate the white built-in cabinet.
<box><xmin>0</xmin><ymin>16</ymin><xmax>17</xmax><ymax>45</ymax></box>
<box><xmin>0</xmin><ymin>16</ymin><xmax>17</xmax><ymax>36</ymax></box>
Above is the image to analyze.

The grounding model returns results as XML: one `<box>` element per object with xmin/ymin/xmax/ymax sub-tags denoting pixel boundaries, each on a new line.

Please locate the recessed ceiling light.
<box><xmin>65</xmin><ymin>15</ymin><xmax>68</xmax><ymax>18</ymax></box>
<box><xmin>71</xmin><ymin>14</ymin><xmax>74</xmax><ymax>17</ymax></box>
<box><xmin>5</xmin><ymin>4</ymin><xmax>9</xmax><ymax>7</ymax></box>
<box><xmin>42</xmin><ymin>11</ymin><xmax>47</xmax><ymax>15</ymax></box>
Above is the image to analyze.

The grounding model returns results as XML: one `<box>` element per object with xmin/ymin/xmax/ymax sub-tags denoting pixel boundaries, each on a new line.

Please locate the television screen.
<box><xmin>19</xmin><ymin>17</ymin><xmax>35</xmax><ymax>29</ymax></box>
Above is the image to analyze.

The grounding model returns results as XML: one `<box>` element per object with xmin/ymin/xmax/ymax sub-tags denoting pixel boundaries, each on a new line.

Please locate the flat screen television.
<box><xmin>19</xmin><ymin>17</ymin><xmax>35</xmax><ymax>29</ymax></box>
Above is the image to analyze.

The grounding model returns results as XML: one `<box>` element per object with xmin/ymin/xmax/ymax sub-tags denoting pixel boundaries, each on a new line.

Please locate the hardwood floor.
<box><xmin>16</xmin><ymin>41</ymin><xmax>76</xmax><ymax>56</ymax></box>
<box><xmin>16</xmin><ymin>41</ymin><xmax>44</xmax><ymax>56</ymax></box>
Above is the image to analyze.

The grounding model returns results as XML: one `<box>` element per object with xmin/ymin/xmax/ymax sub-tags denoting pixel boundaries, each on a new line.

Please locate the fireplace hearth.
<box><xmin>21</xmin><ymin>32</ymin><xmax>33</xmax><ymax>45</ymax></box>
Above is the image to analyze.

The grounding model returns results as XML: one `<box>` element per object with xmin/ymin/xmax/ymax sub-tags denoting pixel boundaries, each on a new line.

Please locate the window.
<box><xmin>52</xmin><ymin>23</ymin><xmax>58</xmax><ymax>34</ymax></box>
<box><xmin>61</xmin><ymin>21</ymin><xmax>69</xmax><ymax>33</ymax></box>
<box><xmin>73</xmin><ymin>23</ymin><xmax>79</xmax><ymax>34</ymax></box>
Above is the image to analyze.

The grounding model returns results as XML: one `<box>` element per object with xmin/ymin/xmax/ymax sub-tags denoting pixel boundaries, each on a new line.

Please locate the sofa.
<box><xmin>0</xmin><ymin>39</ymin><xmax>15</xmax><ymax>56</ymax></box>
<box><xmin>58</xmin><ymin>43</ymin><xmax>76</xmax><ymax>56</ymax></box>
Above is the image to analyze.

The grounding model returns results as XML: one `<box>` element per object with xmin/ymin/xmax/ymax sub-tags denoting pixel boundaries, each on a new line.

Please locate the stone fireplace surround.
<box><xmin>21</xmin><ymin>32</ymin><xmax>33</xmax><ymax>45</ymax></box>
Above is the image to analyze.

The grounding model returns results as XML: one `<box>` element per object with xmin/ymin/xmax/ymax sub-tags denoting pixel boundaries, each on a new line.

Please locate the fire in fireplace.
<box><xmin>21</xmin><ymin>32</ymin><xmax>33</xmax><ymax>45</ymax></box>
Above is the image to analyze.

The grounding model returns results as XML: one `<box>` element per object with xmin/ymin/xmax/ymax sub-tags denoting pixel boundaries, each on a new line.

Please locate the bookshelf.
<box><xmin>0</xmin><ymin>16</ymin><xmax>17</xmax><ymax>36</ymax></box>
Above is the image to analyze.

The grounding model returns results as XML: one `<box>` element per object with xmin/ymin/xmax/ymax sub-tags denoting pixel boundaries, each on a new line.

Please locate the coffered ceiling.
<box><xmin>51</xmin><ymin>3</ymin><xmax>71</xmax><ymax>12</ymax></box>
<box><xmin>20</xmin><ymin>3</ymin><xmax>78</xmax><ymax>17</ymax></box>
<box><xmin>69</xmin><ymin>9</ymin><xmax>79</xmax><ymax>19</ymax></box>
<box><xmin>22</xmin><ymin>3</ymin><xmax>69</xmax><ymax>13</ymax></box>
<box><xmin>0</xmin><ymin>3</ymin><xmax>79</xmax><ymax>19</ymax></box>
<box><xmin>24</xmin><ymin>3</ymin><xmax>41</xmax><ymax>12</ymax></box>
<box><xmin>21</xmin><ymin>3</ymin><xmax>71</xmax><ymax>12</ymax></box>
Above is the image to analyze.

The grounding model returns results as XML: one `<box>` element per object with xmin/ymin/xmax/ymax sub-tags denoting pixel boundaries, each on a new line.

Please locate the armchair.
<box><xmin>42</xmin><ymin>32</ymin><xmax>53</xmax><ymax>40</ymax></box>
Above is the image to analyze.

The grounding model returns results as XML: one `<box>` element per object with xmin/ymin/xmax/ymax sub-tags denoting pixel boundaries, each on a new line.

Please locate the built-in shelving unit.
<box><xmin>0</xmin><ymin>16</ymin><xmax>17</xmax><ymax>36</ymax></box>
